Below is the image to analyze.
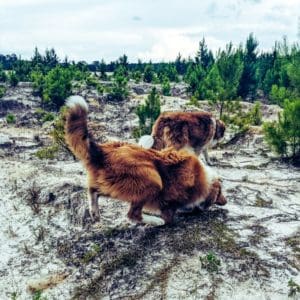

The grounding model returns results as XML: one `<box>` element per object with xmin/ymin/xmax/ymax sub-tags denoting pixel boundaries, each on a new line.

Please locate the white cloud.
<box><xmin>0</xmin><ymin>0</ymin><xmax>299</xmax><ymax>62</ymax></box>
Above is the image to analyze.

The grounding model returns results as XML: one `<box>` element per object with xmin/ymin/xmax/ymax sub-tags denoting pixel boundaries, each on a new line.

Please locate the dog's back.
<box><xmin>151</xmin><ymin>111</ymin><xmax>216</xmax><ymax>155</ymax></box>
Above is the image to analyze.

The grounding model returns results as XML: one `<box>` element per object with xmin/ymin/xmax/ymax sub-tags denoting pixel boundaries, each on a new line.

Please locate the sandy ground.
<box><xmin>0</xmin><ymin>85</ymin><xmax>299</xmax><ymax>299</ymax></box>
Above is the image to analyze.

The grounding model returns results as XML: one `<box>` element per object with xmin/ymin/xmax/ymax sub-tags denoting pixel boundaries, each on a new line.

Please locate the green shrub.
<box><xmin>162</xmin><ymin>77</ymin><xmax>171</xmax><ymax>96</ymax></box>
<box><xmin>269</xmin><ymin>85</ymin><xmax>293</xmax><ymax>107</ymax></box>
<box><xmin>8</xmin><ymin>71</ymin><xmax>19</xmax><ymax>87</ymax></box>
<box><xmin>187</xmin><ymin>96</ymin><xmax>200</xmax><ymax>107</ymax></box>
<box><xmin>288</xmin><ymin>279</ymin><xmax>300</xmax><ymax>297</ymax></box>
<box><xmin>132</xmin><ymin>70</ymin><xmax>142</xmax><ymax>83</ymax></box>
<box><xmin>35</xmin><ymin>108</ymin><xmax>55</xmax><ymax>123</ymax></box>
<box><xmin>35</xmin><ymin>107</ymin><xmax>73</xmax><ymax>160</ymax></box>
<box><xmin>86</xmin><ymin>75</ymin><xmax>99</xmax><ymax>88</ymax></box>
<box><xmin>41</xmin><ymin>112</ymin><xmax>55</xmax><ymax>123</ymax></box>
<box><xmin>35</xmin><ymin>145</ymin><xmax>59</xmax><ymax>160</ymax></box>
<box><xmin>96</xmin><ymin>84</ymin><xmax>104</xmax><ymax>94</ymax></box>
<box><xmin>263</xmin><ymin>99</ymin><xmax>300</xmax><ymax>162</ymax></box>
<box><xmin>143</xmin><ymin>64</ymin><xmax>155</xmax><ymax>83</ymax></box>
<box><xmin>30</xmin><ymin>70</ymin><xmax>45</xmax><ymax>96</ymax></box>
<box><xmin>135</xmin><ymin>87</ymin><xmax>161</xmax><ymax>137</ymax></box>
<box><xmin>247</xmin><ymin>101</ymin><xmax>262</xmax><ymax>126</ymax></box>
<box><xmin>108</xmin><ymin>74</ymin><xmax>129</xmax><ymax>101</ymax></box>
<box><xmin>0</xmin><ymin>86</ymin><xmax>6</xmax><ymax>98</ymax></box>
<box><xmin>42</xmin><ymin>66</ymin><xmax>72</xmax><ymax>109</ymax></box>
<box><xmin>200</xmin><ymin>252</ymin><xmax>221</xmax><ymax>273</ymax></box>
<box><xmin>6</xmin><ymin>113</ymin><xmax>16</xmax><ymax>124</ymax></box>
<box><xmin>0</xmin><ymin>64</ymin><xmax>6</xmax><ymax>82</ymax></box>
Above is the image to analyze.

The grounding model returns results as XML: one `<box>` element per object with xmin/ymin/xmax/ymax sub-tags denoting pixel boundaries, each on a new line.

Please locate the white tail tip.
<box><xmin>138</xmin><ymin>135</ymin><xmax>154</xmax><ymax>149</ymax></box>
<box><xmin>65</xmin><ymin>95</ymin><xmax>88</xmax><ymax>111</ymax></box>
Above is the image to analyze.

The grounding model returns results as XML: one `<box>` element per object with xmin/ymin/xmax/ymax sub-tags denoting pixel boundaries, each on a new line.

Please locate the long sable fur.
<box><xmin>65</xmin><ymin>96</ymin><xmax>226</xmax><ymax>225</ymax></box>
<box><xmin>145</xmin><ymin>111</ymin><xmax>226</xmax><ymax>165</ymax></box>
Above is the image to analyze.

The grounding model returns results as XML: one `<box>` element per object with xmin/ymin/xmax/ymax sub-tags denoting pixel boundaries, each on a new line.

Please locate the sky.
<box><xmin>0</xmin><ymin>0</ymin><xmax>299</xmax><ymax>63</ymax></box>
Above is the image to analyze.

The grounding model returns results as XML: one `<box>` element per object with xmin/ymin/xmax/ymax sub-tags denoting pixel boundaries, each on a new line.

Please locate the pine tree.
<box><xmin>135</xmin><ymin>87</ymin><xmax>161</xmax><ymax>136</ymax></box>
<box><xmin>238</xmin><ymin>33</ymin><xmax>259</xmax><ymax>100</ymax></box>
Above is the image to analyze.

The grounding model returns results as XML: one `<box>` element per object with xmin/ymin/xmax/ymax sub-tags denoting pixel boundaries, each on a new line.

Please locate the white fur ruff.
<box><xmin>65</xmin><ymin>95</ymin><xmax>88</xmax><ymax>111</ymax></box>
<box><xmin>183</xmin><ymin>160</ymin><xmax>219</xmax><ymax>209</ymax></box>
<box><xmin>138</xmin><ymin>135</ymin><xmax>154</xmax><ymax>149</ymax></box>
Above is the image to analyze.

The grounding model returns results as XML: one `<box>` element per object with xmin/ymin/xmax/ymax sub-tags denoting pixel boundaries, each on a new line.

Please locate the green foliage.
<box><xmin>135</xmin><ymin>87</ymin><xmax>161</xmax><ymax>137</ymax></box>
<box><xmin>82</xmin><ymin>244</ymin><xmax>101</xmax><ymax>263</ymax></box>
<box><xmin>30</xmin><ymin>70</ymin><xmax>45</xmax><ymax>96</ymax></box>
<box><xmin>42</xmin><ymin>66</ymin><xmax>72</xmax><ymax>109</ymax></box>
<box><xmin>263</xmin><ymin>99</ymin><xmax>300</xmax><ymax>162</ymax></box>
<box><xmin>8</xmin><ymin>71</ymin><xmax>19</xmax><ymax>87</ymax></box>
<box><xmin>216</xmin><ymin>100</ymin><xmax>262</xmax><ymax>134</ymax></box>
<box><xmin>205</xmin><ymin>44</ymin><xmax>243</xmax><ymax>118</ymax></box>
<box><xmin>6</xmin><ymin>113</ymin><xmax>16</xmax><ymax>124</ymax></box>
<box><xmin>85</xmin><ymin>74</ymin><xmax>99</xmax><ymax>88</ymax></box>
<box><xmin>200</xmin><ymin>252</ymin><xmax>221</xmax><ymax>273</ymax></box>
<box><xmin>32</xmin><ymin>290</ymin><xmax>47</xmax><ymax>300</ymax></box>
<box><xmin>0</xmin><ymin>86</ymin><xmax>6</xmax><ymax>98</ymax></box>
<box><xmin>238</xmin><ymin>33</ymin><xmax>259</xmax><ymax>100</ymax></box>
<box><xmin>161</xmin><ymin>77</ymin><xmax>171</xmax><ymax>96</ymax></box>
<box><xmin>185</xmin><ymin>63</ymin><xmax>206</xmax><ymax>95</ymax></box>
<box><xmin>143</xmin><ymin>64</ymin><xmax>155</xmax><ymax>83</ymax></box>
<box><xmin>187</xmin><ymin>96</ymin><xmax>200</xmax><ymax>107</ymax></box>
<box><xmin>108</xmin><ymin>71</ymin><xmax>129</xmax><ymax>101</ymax></box>
<box><xmin>0</xmin><ymin>64</ymin><xmax>6</xmax><ymax>82</ymax></box>
<box><xmin>36</xmin><ymin>107</ymin><xmax>73</xmax><ymax>159</ymax></box>
<box><xmin>35</xmin><ymin>145</ymin><xmax>59</xmax><ymax>160</ymax></box>
<box><xmin>287</xmin><ymin>52</ymin><xmax>300</xmax><ymax>95</ymax></box>
<box><xmin>288</xmin><ymin>279</ymin><xmax>300</xmax><ymax>297</ymax></box>
<box><xmin>270</xmin><ymin>85</ymin><xmax>293</xmax><ymax>107</ymax></box>
<box><xmin>35</xmin><ymin>108</ymin><xmax>56</xmax><ymax>123</ymax></box>
<box><xmin>248</xmin><ymin>101</ymin><xmax>262</xmax><ymax>126</ymax></box>
<box><xmin>42</xmin><ymin>112</ymin><xmax>55</xmax><ymax>123</ymax></box>
<box><xmin>132</xmin><ymin>70</ymin><xmax>142</xmax><ymax>83</ymax></box>
<box><xmin>195</xmin><ymin>38</ymin><xmax>214</xmax><ymax>70</ymax></box>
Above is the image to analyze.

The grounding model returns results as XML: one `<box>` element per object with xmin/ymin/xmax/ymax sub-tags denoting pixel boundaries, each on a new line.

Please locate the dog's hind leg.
<box><xmin>160</xmin><ymin>205</ymin><xmax>176</xmax><ymax>224</ymax></box>
<box><xmin>88</xmin><ymin>187</ymin><xmax>100</xmax><ymax>222</ymax></box>
<box><xmin>127</xmin><ymin>201</ymin><xmax>165</xmax><ymax>226</ymax></box>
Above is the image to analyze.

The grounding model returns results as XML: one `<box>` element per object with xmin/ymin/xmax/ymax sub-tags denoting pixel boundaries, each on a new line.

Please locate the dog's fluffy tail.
<box><xmin>65</xmin><ymin>96</ymin><xmax>102</xmax><ymax>165</ymax></box>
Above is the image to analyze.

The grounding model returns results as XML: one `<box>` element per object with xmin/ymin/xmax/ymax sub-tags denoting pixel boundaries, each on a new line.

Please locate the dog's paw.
<box><xmin>89</xmin><ymin>208</ymin><xmax>100</xmax><ymax>223</ymax></box>
<box><xmin>142</xmin><ymin>214</ymin><xmax>165</xmax><ymax>226</ymax></box>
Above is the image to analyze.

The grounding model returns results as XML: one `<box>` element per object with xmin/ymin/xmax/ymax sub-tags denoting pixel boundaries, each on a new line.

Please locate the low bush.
<box><xmin>6</xmin><ymin>113</ymin><xmax>16</xmax><ymax>124</ymax></box>
<box><xmin>134</xmin><ymin>87</ymin><xmax>161</xmax><ymax>137</ymax></box>
<box><xmin>263</xmin><ymin>99</ymin><xmax>300</xmax><ymax>163</ymax></box>
<box><xmin>0</xmin><ymin>86</ymin><xmax>6</xmax><ymax>98</ymax></box>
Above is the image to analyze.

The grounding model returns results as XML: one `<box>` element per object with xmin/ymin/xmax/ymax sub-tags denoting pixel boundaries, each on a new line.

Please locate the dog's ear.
<box><xmin>215</xmin><ymin>120</ymin><xmax>226</xmax><ymax>140</ymax></box>
<box><xmin>202</xmin><ymin>181</ymin><xmax>219</xmax><ymax>209</ymax></box>
<box><xmin>215</xmin><ymin>181</ymin><xmax>227</xmax><ymax>206</ymax></box>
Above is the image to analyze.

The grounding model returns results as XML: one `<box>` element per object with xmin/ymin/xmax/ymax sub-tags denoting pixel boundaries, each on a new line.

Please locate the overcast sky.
<box><xmin>0</xmin><ymin>0</ymin><xmax>299</xmax><ymax>62</ymax></box>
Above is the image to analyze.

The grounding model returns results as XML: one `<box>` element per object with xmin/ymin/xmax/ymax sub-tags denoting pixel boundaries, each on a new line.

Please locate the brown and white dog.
<box><xmin>65</xmin><ymin>96</ymin><xmax>226</xmax><ymax>226</ymax></box>
<box><xmin>139</xmin><ymin>111</ymin><xmax>225</xmax><ymax>165</ymax></box>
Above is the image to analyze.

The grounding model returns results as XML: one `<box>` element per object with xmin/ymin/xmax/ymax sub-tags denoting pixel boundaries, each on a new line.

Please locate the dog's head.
<box><xmin>200</xmin><ymin>179</ymin><xmax>227</xmax><ymax>209</ymax></box>
<box><xmin>214</xmin><ymin>119</ymin><xmax>226</xmax><ymax>142</ymax></box>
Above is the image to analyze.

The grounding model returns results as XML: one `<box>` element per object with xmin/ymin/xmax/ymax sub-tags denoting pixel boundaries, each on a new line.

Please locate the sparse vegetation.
<box><xmin>8</xmin><ymin>71</ymin><xmax>19</xmax><ymax>87</ymax></box>
<box><xmin>32</xmin><ymin>290</ymin><xmax>47</xmax><ymax>300</ymax></box>
<box><xmin>288</xmin><ymin>279</ymin><xmax>300</xmax><ymax>297</ymax></box>
<box><xmin>0</xmin><ymin>86</ymin><xmax>6</xmax><ymax>98</ymax></box>
<box><xmin>6</xmin><ymin>113</ymin><xmax>16</xmax><ymax>124</ymax></box>
<box><xmin>263</xmin><ymin>99</ymin><xmax>300</xmax><ymax>163</ymax></box>
<box><xmin>24</xmin><ymin>181</ymin><xmax>41</xmax><ymax>214</ymax></box>
<box><xmin>82</xmin><ymin>244</ymin><xmax>101</xmax><ymax>263</ymax></box>
<box><xmin>200</xmin><ymin>252</ymin><xmax>221</xmax><ymax>273</ymax></box>
<box><xmin>35</xmin><ymin>107</ymin><xmax>74</xmax><ymax>160</ymax></box>
<box><xmin>134</xmin><ymin>87</ymin><xmax>161</xmax><ymax>137</ymax></box>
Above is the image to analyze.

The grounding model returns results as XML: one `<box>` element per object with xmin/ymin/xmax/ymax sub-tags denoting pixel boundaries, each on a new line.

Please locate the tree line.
<box><xmin>0</xmin><ymin>34</ymin><xmax>299</xmax><ymax>163</ymax></box>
